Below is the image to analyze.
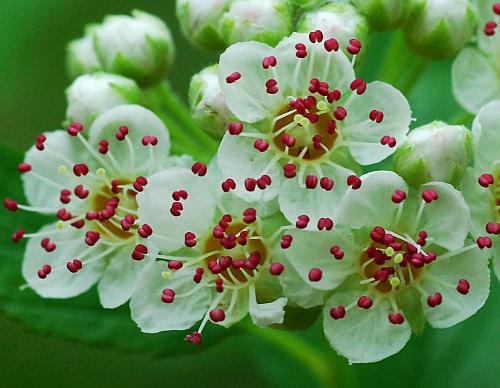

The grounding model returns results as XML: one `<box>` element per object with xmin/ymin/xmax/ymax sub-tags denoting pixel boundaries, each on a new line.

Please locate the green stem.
<box><xmin>400</xmin><ymin>58</ymin><xmax>428</xmax><ymax>96</ymax></box>
<box><xmin>142</xmin><ymin>82</ymin><xmax>218</xmax><ymax>162</ymax></box>
<box><xmin>242</xmin><ymin>322</ymin><xmax>338</xmax><ymax>388</ymax></box>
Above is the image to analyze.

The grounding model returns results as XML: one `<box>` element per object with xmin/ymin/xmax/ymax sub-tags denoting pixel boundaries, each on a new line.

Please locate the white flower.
<box><xmin>5</xmin><ymin>105</ymin><xmax>190</xmax><ymax>309</ymax></box>
<box><xmin>461</xmin><ymin>100</ymin><xmax>500</xmax><ymax>280</ymax></box>
<box><xmin>216</xmin><ymin>32</ymin><xmax>411</xmax><ymax>229</ymax></box>
<box><xmin>394</xmin><ymin>121</ymin><xmax>472</xmax><ymax>187</ymax></box>
<box><xmin>129</xmin><ymin>165</ymin><xmax>293</xmax><ymax>342</ymax></box>
<box><xmin>405</xmin><ymin>0</ymin><xmax>477</xmax><ymax>59</ymax></box>
<box><xmin>65</xmin><ymin>73</ymin><xmax>142</xmax><ymax>128</ymax></box>
<box><xmin>284</xmin><ymin>171</ymin><xmax>490</xmax><ymax>363</ymax></box>
<box><xmin>452</xmin><ymin>0</ymin><xmax>500</xmax><ymax>113</ymax></box>
<box><xmin>66</xmin><ymin>25</ymin><xmax>102</xmax><ymax>79</ymax></box>
<box><xmin>189</xmin><ymin>65</ymin><xmax>233</xmax><ymax>138</ymax></box>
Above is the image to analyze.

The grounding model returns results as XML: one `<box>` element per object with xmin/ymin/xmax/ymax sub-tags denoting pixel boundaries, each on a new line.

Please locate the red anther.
<box><xmin>281</xmin><ymin>134</ymin><xmax>296</xmax><ymax>147</ymax></box>
<box><xmin>66</xmin><ymin>259</ymin><xmax>82</xmax><ymax>273</ymax></box>
<box><xmin>357</xmin><ymin>295</ymin><xmax>373</xmax><ymax>309</ymax></box>
<box><xmin>478</xmin><ymin>173</ymin><xmax>494</xmax><ymax>188</ymax></box>
<box><xmin>309</xmin><ymin>29</ymin><xmax>324</xmax><ymax>43</ymax></box>
<box><xmin>477</xmin><ymin>236</ymin><xmax>493</xmax><ymax>249</ymax></box>
<box><xmin>329</xmin><ymin>305</ymin><xmax>345</xmax><ymax>320</ymax></box>
<box><xmin>184</xmin><ymin>232</ymin><xmax>197</xmax><ymax>247</ymax></box>
<box><xmin>280</xmin><ymin>234</ymin><xmax>293</xmax><ymax>249</ymax></box>
<box><xmin>324</xmin><ymin>37</ymin><xmax>339</xmax><ymax>52</ymax></box>
<box><xmin>43</xmin><ymin>241</ymin><xmax>56</xmax><ymax>252</ymax></box>
<box><xmin>262</xmin><ymin>55</ymin><xmax>277</xmax><ymax>69</ymax></box>
<box><xmin>370</xmin><ymin>226</ymin><xmax>385</xmax><ymax>242</ymax></box>
<box><xmin>327</xmin><ymin>120</ymin><xmax>337</xmax><ymax>136</ymax></box>
<box><xmin>350</xmin><ymin>78</ymin><xmax>367</xmax><ymax>95</ymax></box>
<box><xmin>254</xmin><ymin>138</ymin><xmax>269</xmax><ymax>152</ymax></box>
<box><xmin>308</xmin><ymin>268</ymin><xmax>323</xmax><ymax>282</ymax></box>
<box><xmin>305</xmin><ymin>175</ymin><xmax>318</xmax><ymax>189</ymax></box>
<box><xmin>138</xmin><ymin>224</ymin><xmax>153</xmax><ymax>238</ymax></box>
<box><xmin>283</xmin><ymin>163</ymin><xmax>297</xmax><ymax>178</ymax></box>
<box><xmin>228</xmin><ymin>122</ymin><xmax>243</xmax><ymax>135</ymax></box>
<box><xmin>110</xmin><ymin>179</ymin><xmax>121</xmax><ymax>194</ymax></box>
<box><xmin>347</xmin><ymin>38</ymin><xmax>362</xmax><ymax>55</ymax></box>
<box><xmin>388</xmin><ymin>312</ymin><xmax>404</xmax><ymax>325</ymax></box>
<box><xmin>295</xmin><ymin>43</ymin><xmax>306</xmax><ymax>50</ymax></box>
<box><xmin>167</xmin><ymin>260</ymin><xmax>183</xmax><ymax>270</ymax></box>
<box><xmin>41</xmin><ymin>237</ymin><xmax>49</xmax><ymax>247</ymax></box>
<box><xmin>304</xmin><ymin>95</ymin><xmax>316</xmax><ymax>108</ymax></box>
<box><xmin>424</xmin><ymin>251</ymin><xmax>437</xmax><ymax>264</ymax></box>
<box><xmin>326</xmin><ymin>91</ymin><xmax>341</xmax><ymax>105</ymax></box>
<box><xmin>4</xmin><ymin>198</ymin><xmax>18</xmax><ymax>212</ymax></box>
<box><xmin>193</xmin><ymin>267</ymin><xmax>204</xmax><ymax>283</ymax></box>
<box><xmin>419</xmin><ymin>231</ymin><xmax>428</xmax><ymax>239</ymax></box>
<box><xmin>243</xmin><ymin>208</ymin><xmax>257</xmax><ymax>224</ymax></box>
<box><xmin>296</xmin><ymin>215</ymin><xmax>310</xmax><ymax>229</ymax></box>
<box><xmin>218</xmin><ymin>256</ymin><xmax>233</xmax><ymax>270</ymax></box>
<box><xmin>245</xmin><ymin>177</ymin><xmax>257</xmax><ymax>191</ymax></box>
<box><xmin>185</xmin><ymin>332</ymin><xmax>202</xmax><ymax>345</ymax></box>
<box><xmin>191</xmin><ymin>162</ymin><xmax>207</xmax><ymax>176</ymax></box>
<box><xmin>124</xmin><ymin>214</ymin><xmax>136</xmax><ymax>225</ymax></box>
<box><xmin>73</xmin><ymin>163</ymin><xmax>89</xmax><ymax>176</ymax></box>
<box><xmin>320</xmin><ymin>177</ymin><xmax>334</xmax><ymax>191</ymax></box>
<box><xmin>333</xmin><ymin>106</ymin><xmax>347</xmax><ymax>121</ymax></box>
<box><xmin>380</xmin><ymin>135</ymin><xmax>397</xmax><ymax>148</ymax></box>
<box><xmin>85</xmin><ymin>211</ymin><xmax>99</xmax><ymax>220</ymax></box>
<box><xmin>221</xmin><ymin>178</ymin><xmax>236</xmax><ymax>192</ymax></box>
<box><xmin>347</xmin><ymin>175</ymin><xmax>362</xmax><ymax>190</ymax></box>
<box><xmin>238</xmin><ymin>231</ymin><xmax>248</xmax><ymax>246</ymax></box>
<box><xmin>493</xmin><ymin>3</ymin><xmax>500</xmax><ymax>14</ymax></box>
<box><xmin>373</xmin><ymin>268</ymin><xmax>390</xmax><ymax>282</ymax></box>
<box><xmin>74</xmin><ymin>184</ymin><xmax>89</xmax><ymax>199</ymax></box>
<box><xmin>115</xmin><ymin>125</ymin><xmax>129</xmax><ymax>141</ymax></box>
<box><xmin>427</xmin><ymin>292</ymin><xmax>442</xmax><ymax>307</ymax></box>
<box><xmin>161</xmin><ymin>288</ymin><xmax>176</xmax><ymax>303</ymax></box>
<box><xmin>11</xmin><ymin>229</ymin><xmax>25</xmax><ymax>243</ymax></box>
<box><xmin>37</xmin><ymin>270</ymin><xmax>47</xmax><ymax>279</ymax></box>
<box><xmin>85</xmin><ymin>230</ymin><xmax>100</xmax><ymax>246</ymax></box>
<box><xmin>170</xmin><ymin>201</ymin><xmax>184</xmax><ymax>217</ymax></box>
<box><xmin>171</xmin><ymin>190</ymin><xmax>188</xmax><ymax>201</ymax></box>
<box><xmin>269</xmin><ymin>262</ymin><xmax>285</xmax><ymax>276</ymax></box>
<box><xmin>57</xmin><ymin>208</ymin><xmax>72</xmax><ymax>221</ymax></box>
<box><xmin>422</xmin><ymin>189</ymin><xmax>438</xmax><ymax>203</ymax></box>
<box><xmin>226</xmin><ymin>72</ymin><xmax>241</xmax><ymax>84</ymax></box>
<box><xmin>457</xmin><ymin>279</ymin><xmax>470</xmax><ymax>295</ymax></box>
<box><xmin>308</xmin><ymin>78</ymin><xmax>319</xmax><ymax>93</ymax></box>
<box><xmin>317</xmin><ymin>81</ymin><xmax>330</xmax><ymax>96</ymax></box>
<box><xmin>98</xmin><ymin>139</ymin><xmax>109</xmax><ymax>154</ymax></box>
<box><xmin>36</xmin><ymin>134</ymin><xmax>46</xmax><ymax>143</ymax></box>
<box><xmin>209</xmin><ymin>309</ymin><xmax>225</xmax><ymax>322</ymax></box>
<box><xmin>484</xmin><ymin>21</ymin><xmax>497</xmax><ymax>36</ymax></box>
<box><xmin>213</xmin><ymin>225</ymin><xmax>225</xmax><ymax>239</ymax></box>
<box><xmin>330</xmin><ymin>245</ymin><xmax>344</xmax><ymax>260</ymax></box>
<box><xmin>369</xmin><ymin>109</ymin><xmax>384</xmax><ymax>123</ymax></box>
<box><xmin>17</xmin><ymin>163</ymin><xmax>31</xmax><ymax>173</ymax></box>
<box><xmin>486</xmin><ymin>222</ymin><xmax>500</xmax><ymax>235</ymax></box>
<box><xmin>265</xmin><ymin>79</ymin><xmax>279</xmax><ymax>94</ymax></box>
<box><xmin>317</xmin><ymin>217</ymin><xmax>334</xmax><ymax>231</ymax></box>
<box><xmin>296</xmin><ymin>48</ymin><xmax>307</xmax><ymax>58</ymax></box>
<box><xmin>42</xmin><ymin>264</ymin><xmax>52</xmax><ymax>275</ymax></box>
<box><xmin>312</xmin><ymin>134</ymin><xmax>322</xmax><ymax>150</ymax></box>
<box><xmin>257</xmin><ymin>174</ymin><xmax>272</xmax><ymax>190</ymax></box>
<box><xmin>391</xmin><ymin>189</ymin><xmax>407</xmax><ymax>203</ymax></box>
<box><xmin>67</xmin><ymin>121</ymin><xmax>84</xmax><ymax>136</ymax></box>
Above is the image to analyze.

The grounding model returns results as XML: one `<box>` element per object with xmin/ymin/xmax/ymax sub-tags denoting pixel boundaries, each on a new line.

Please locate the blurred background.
<box><xmin>0</xmin><ymin>1</ymin><xmax>498</xmax><ymax>387</ymax></box>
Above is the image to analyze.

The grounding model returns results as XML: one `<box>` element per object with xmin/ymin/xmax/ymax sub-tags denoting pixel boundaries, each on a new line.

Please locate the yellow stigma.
<box><xmin>56</xmin><ymin>220</ymin><xmax>65</xmax><ymax>230</ymax></box>
<box><xmin>316</xmin><ymin>100</ymin><xmax>327</xmax><ymax>111</ymax></box>
<box><xmin>293</xmin><ymin>114</ymin><xmax>302</xmax><ymax>123</ymax></box>
<box><xmin>161</xmin><ymin>271</ymin><xmax>171</xmax><ymax>280</ymax></box>
<box><xmin>385</xmin><ymin>247</ymin><xmax>395</xmax><ymax>256</ymax></box>
<box><xmin>390</xmin><ymin>277</ymin><xmax>401</xmax><ymax>287</ymax></box>
<box><xmin>96</xmin><ymin>168</ymin><xmax>106</xmax><ymax>177</ymax></box>
<box><xmin>57</xmin><ymin>165</ymin><xmax>67</xmax><ymax>174</ymax></box>
<box><xmin>394</xmin><ymin>253</ymin><xmax>404</xmax><ymax>264</ymax></box>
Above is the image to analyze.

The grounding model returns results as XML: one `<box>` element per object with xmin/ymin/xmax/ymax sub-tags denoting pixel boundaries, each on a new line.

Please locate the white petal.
<box><xmin>136</xmin><ymin>168</ymin><xmax>217</xmax><ymax>252</ymax></box>
<box><xmin>22</xmin><ymin>223</ymin><xmax>105</xmax><ymax>298</ymax></box>
<box><xmin>248</xmin><ymin>285</ymin><xmax>287</xmax><ymax>327</ymax></box>
<box><xmin>471</xmin><ymin>100</ymin><xmax>500</xmax><ymax>172</ymax></box>
<box><xmin>97</xmin><ymin>243</ymin><xmax>158</xmax><ymax>309</ymax></box>
<box><xmin>87</xmin><ymin>104</ymin><xmax>170</xmax><ymax>175</ymax></box>
<box><xmin>130</xmin><ymin>260</ymin><xmax>212</xmax><ymax>333</ymax></box>
<box><xmin>22</xmin><ymin>130</ymin><xmax>89</xmax><ymax>209</ymax></box>
<box><xmin>284</xmin><ymin>228</ymin><xmax>360</xmax><ymax>291</ymax></box>
<box><xmin>452</xmin><ymin>48</ymin><xmax>500</xmax><ymax>114</ymax></box>
<box><xmin>421</xmin><ymin>247</ymin><xmax>490</xmax><ymax>328</ymax></box>
<box><xmin>323</xmin><ymin>282</ymin><xmax>411</xmax><ymax>363</ymax></box>
<box><xmin>278</xmin><ymin>163</ymin><xmax>352</xmax><ymax>229</ymax></box>
<box><xmin>335</xmin><ymin>171</ymin><xmax>408</xmax><ymax>229</ymax></box>
<box><xmin>342</xmin><ymin>81</ymin><xmax>411</xmax><ymax>165</ymax></box>
<box><xmin>217</xmin><ymin>132</ymin><xmax>280</xmax><ymax>202</ymax></box>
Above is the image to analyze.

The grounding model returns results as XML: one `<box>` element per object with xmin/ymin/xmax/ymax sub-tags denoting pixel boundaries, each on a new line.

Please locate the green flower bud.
<box><xmin>221</xmin><ymin>0</ymin><xmax>293</xmax><ymax>47</ymax></box>
<box><xmin>297</xmin><ymin>3</ymin><xmax>368</xmax><ymax>51</ymax></box>
<box><xmin>93</xmin><ymin>10</ymin><xmax>175</xmax><ymax>86</ymax></box>
<box><xmin>176</xmin><ymin>0</ymin><xmax>230</xmax><ymax>52</ymax></box>
<box><xmin>66</xmin><ymin>25</ymin><xmax>102</xmax><ymax>79</ymax></box>
<box><xmin>287</xmin><ymin>0</ymin><xmax>329</xmax><ymax>10</ymax></box>
<box><xmin>404</xmin><ymin>0</ymin><xmax>477</xmax><ymax>59</ymax></box>
<box><xmin>65</xmin><ymin>73</ymin><xmax>142</xmax><ymax>128</ymax></box>
<box><xmin>394</xmin><ymin>121</ymin><xmax>472</xmax><ymax>188</ymax></box>
<box><xmin>189</xmin><ymin>65</ymin><xmax>232</xmax><ymax>139</ymax></box>
<box><xmin>351</xmin><ymin>0</ymin><xmax>411</xmax><ymax>31</ymax></box>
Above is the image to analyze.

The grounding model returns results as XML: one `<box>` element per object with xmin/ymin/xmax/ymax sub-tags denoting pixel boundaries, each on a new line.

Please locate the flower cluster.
<box><xmin>4</xmin><ymin>2</ymin><xmax>499</xmax><ymax>365</ymax></box>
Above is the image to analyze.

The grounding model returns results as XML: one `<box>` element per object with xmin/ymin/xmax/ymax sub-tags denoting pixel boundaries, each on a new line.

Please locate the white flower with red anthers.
<box><xmin>5</xmin><ymin>104</ymin><xmax>191</xmax><ymax>308</ymax></box>
<box><xmin>452</xmin><ymin>1</ymin><xmax>500</xmax><ymax>113</ymax></box>
<box><xmin>284</xmin><ymin>171</ymin><xmax>490</xmax><ymax>363</ymax></box>
<box><xmin>129</xmin><ymin>166</ymin><xmax>292</xmax><ymax>343</ymax></box>
<box><xmin>462</xmin><ymin>100</ymin><xmax>500</xmax><ymax>280</ymax></box>
<box><xmin>216</xmin><ymin>31</ymin><xmax>411</xmax><ymax>229</ymax></box>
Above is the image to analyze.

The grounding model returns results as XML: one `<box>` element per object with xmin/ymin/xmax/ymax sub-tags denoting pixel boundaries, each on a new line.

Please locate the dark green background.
<box><xmin>0</xmin><ymin>1</ymin><xmax>498</xmax><ymax>387</ymax></box>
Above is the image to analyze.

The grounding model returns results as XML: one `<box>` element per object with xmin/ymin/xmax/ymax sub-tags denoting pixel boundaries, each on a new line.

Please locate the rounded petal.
<box><xmin>452</xmin><ymin>48</ymin><xmax>500</xmax><ymax>114</ymax></box>
<box><xmin>218</xmin><ymin>41</ymin><xmax>284</xmax><ymax>122</ymax></box>
<box><xmin>87</xmin><ymin>105</ymin><xmax>170</xmax><ymax>175</ymax></box>
<box><xmin>22</xmin><ymin>130</ymin><xmax>89</xmax><ymax>209</ymax></box>
<box><xmin>22</xmin><ymin>223</ymin><xmax>105</xmax><ymax>298</ymax></box>
<box><xmin>284</xmin><ymin>228</ymin><xmax>360</xmax><ymax>291</ymax></box>
<box><xmin>136</xmin><ymin>167</ymin><xmax>217</xmax><ymax>252</ymax></box>
<box><xmin>342</xmin><ymin>81</ymin><xmax>411</xmax><ymax>165</ymax></box>
<box><xmin>130</xmin><ymin>260</ymin><xmax>212</xmax><ymax>333</ymax></box>
<box><xmin>248</xmin><ymin>285</ymin><xmax>287</xmax><ymax>327</ymax></box>
<box><xmin>335</xmin><ymin>171</ymin><xmax>408</xmax><ymax>229</ymax></box>
<box><xmin>471</xmin><ymin>100</ymin><xmax>500</xmax><ymax>172</ymax></box>
<box><xmin>97</xmin><ymin>243</ymin><xmax>158</xmax><ymax>309</ymax></box>
<box><xmin>217</xmin><ymin>132</ymin><xmax>280</xmax><ymax>202</ymax></box>
<box><xmin>323</xmin><ymin>284</ymin><xmax>411</xmax><ymax>363</ymax></box>
<box><xmin>421</xmin><ymin>247</ymin><xmax>490</xmax><ymax>328</ymax></box>
<box><xmin>278</xmin><ymin>164</ymin><xmax>352</xmax><ymax>230</ymax></box>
